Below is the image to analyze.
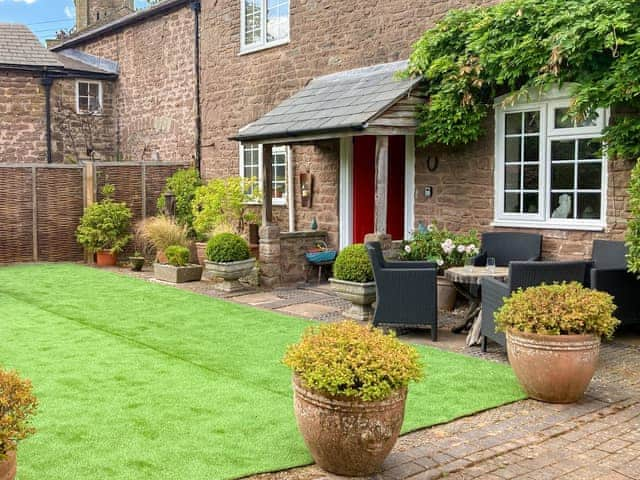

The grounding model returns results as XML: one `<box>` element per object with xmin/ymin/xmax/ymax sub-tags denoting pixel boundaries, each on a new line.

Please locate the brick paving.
<box><xmin>110</xmin><ymin>266</ymin><xmax>640</xmax><ymax>480</ymax></box>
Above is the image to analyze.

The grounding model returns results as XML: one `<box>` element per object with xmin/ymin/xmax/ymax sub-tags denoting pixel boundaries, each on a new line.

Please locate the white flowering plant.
<box><xmin>401</xmin><ymin>221</ymin><xmax>479</xmax><ymax>274</ymax></box>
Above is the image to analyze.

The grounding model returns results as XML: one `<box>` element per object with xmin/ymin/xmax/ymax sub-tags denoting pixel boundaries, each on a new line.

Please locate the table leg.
<box><xmin>451</xmin><ymin>282</ymin><xmax>481</xmax><ymax>333</ymax></box>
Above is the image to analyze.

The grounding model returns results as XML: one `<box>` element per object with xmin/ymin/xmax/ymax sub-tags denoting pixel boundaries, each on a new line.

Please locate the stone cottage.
<box><xmin>2</xmin><ymin>0</ymin><xmax>635</xmax><ymax>282</ymax></box>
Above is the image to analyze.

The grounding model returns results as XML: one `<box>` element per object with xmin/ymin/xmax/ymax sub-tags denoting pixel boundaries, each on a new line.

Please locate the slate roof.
<box><xmin>54</xmin><ymin>50</ymin><xmax>118</xmax><ymax>76</ymax></box>
<box><xmin>235</xmin><ymin>60</ymin><xmax>421</xmax><ymax>143</ymax></box>
<box><xmin>0</xmin><ymin>23</ymin><xmax>62</xmax><ymax>68</ymax></box>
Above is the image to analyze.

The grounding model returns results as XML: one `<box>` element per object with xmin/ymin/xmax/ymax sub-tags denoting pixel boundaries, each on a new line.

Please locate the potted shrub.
<box><xmin>76</xmin><ymin>184</ymin><xmax>132</xmax><ymax>267</ymax></box>
<box><xmin>129</xmin><ymin>252</ymin><xmax>145</xmax><ymax>272</ymax></box>
<box><xmin>0</xmin><ymin>368</ymin><xmax>38</xmax><ymax>480</ymax></box>
<box><xmin>153</xmin><ymin>245</ymin><xmax>203</xmax><ymax>283</ymax></box>
<box><xmin>401</xmin><ymin>222</ymin><xmax>479</xmax><ymax>311</ymax></box>
<box><xmin>329</xmin><ymin>244</ymin><xmax>376</xmax><ymax>321</ymax></box>
<box><xmin>283</xmin><ymin>321</ymin><xmax>423</xmax><ymax>476</ymax></box>
<box><xmin>137</xmin><ymin>216</ymin><xmax>189</xmax><ymax>264</ymax></box>
<box><xmin>495</xmin><ymin>282</ymin><xmax>619</xmax><ymax>403</ymax></box>
<box><xmin>204</xmin><ymin>233</ymin><xmax>255</xmax><ymax>292</ymax></box>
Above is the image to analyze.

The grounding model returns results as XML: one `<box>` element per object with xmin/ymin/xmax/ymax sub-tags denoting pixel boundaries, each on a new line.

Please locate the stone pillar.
<box><xmin>259</xmin><ymin>224</ymin><xmax>281</xmax><ymax>288</ymax></box>
<box><xmin>364</xmin><ymin>232</ymin><xmax>392</xmax><ymax>251</ymax></box>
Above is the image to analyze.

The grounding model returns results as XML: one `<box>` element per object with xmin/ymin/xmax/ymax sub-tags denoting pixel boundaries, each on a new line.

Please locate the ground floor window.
<box><xmin>240</xmin><ymin>144</ymin><xmax>288</xmax><ymax>205</ymax></box>
<box><xmin>76</xmin><ymin>80</ymin><xmax>102</xmax><ymax>114</ymax></box>
<box><xmin>494</xmin><ymin>89</ymin><xmax>607</xmax><ymax>230</ymax></box>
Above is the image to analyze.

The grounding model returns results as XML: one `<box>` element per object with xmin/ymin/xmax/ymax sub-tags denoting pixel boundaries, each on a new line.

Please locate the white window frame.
<box><xmin>240</xmin><ymin>0</ymin><xmax>290</xmax><ymax>55</ymax></box>
<box><xmin>239</xmin><ymin>144</ymin><xmax>288</xmax><ymax>206</ymax></box>
<box><xmin>493</xmin><ymin>87</ymin><xmax>608</xmax><ymax>231</ymax></box>
<box><xmin>75</xmin><ymin>80</ymin><xmax>103</xmax><ymax>115</ymax></box>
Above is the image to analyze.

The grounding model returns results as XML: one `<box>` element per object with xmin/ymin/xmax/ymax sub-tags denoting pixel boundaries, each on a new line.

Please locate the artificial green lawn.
<box><xmin>0</xmin><ymin>264</ymin><xmax>525</xmax><ymax>479</ymax></box>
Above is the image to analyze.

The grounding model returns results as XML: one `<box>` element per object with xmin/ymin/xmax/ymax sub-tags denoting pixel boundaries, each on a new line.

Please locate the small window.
<box><xmin>240</xmin><ymin>144</ymin><xmax>289</xmax><ymax>205</ymax></box>
<box><xmin>76</xmin><ymin>80</ymin><xmax>102</xmax><ymax>114</ymax></box>
<box><xmin>241</xmin><ymin>0</ymin><xmax>290</xmax><ymax>53</ymax></box>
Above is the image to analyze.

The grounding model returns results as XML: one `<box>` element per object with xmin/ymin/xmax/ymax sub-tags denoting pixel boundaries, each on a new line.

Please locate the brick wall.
<box><xmin>51</xmin><ymin>78</ymin><xmax>117</xmax><ymax>162</ymax></box>
<box><xmin>0</xmin><ymin>71</ymin><xmax>47</xmax><ymax>163</ymax></box>
<box><xmin>77</xmin><ymin>5</ymin><xmax>197</xmax><ymax>163</ymax></box>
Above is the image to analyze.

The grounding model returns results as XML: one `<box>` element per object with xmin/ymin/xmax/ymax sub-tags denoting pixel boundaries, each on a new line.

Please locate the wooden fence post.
<box><xmin>31</xmin><ymin>166</ymin><xmax>38</xmax><ymax>262</ymax></box>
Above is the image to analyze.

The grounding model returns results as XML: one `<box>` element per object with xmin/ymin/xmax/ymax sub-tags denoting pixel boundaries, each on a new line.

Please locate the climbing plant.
<box><xmin>627</xmin><ymin>160</ymin><xmax>640</xmax><ymax>276</ymax></box>
<box><xmin>406</xmin><ymin>0</ymin><xmax>640</xmax><ymax>270</ymax></box>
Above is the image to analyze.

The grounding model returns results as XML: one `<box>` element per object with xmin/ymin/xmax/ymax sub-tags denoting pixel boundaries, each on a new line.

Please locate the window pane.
<box><xmin>551</xmin><ymin>193</ymin><xmax>574</xmax><ymax>219</ymax></box>
<box><xmin>78</xmin><ymin>97</ymin><xmax>89</xmax><ymax>112</ymax></box>
<box><xmin>554</xmin><ymin>107</ymin><xmax>572</xmax><ymax>129</ymax></box>
<box><xmin>523</xmin><ymin>193</ymin><xmax>539</xmax><ymax>214</ymax></box>
<box><xmin>578</xmin><ymin>138</ymin><xmax>601</xmax><ymax>160</ymax></box>
<box><xmin>577</xmin><ymin>193</ymin><xmax>601</xmax><ymax>219</ymax></box>
<box><xmin>523</xmin><ymin>136</ymin><xmax>539</xmax><ymax>162</ymax></box>
<box><xmin>504</xmin><ymin>192</ymin><xmax>520</xmax><ymax>213</ymax></box>
<box><xmin>78</xmin><ymin>82</ymin><xmax>88</xmax><ymax>96</ymax></box>
<box><xmin>576</xmin><ymin>112</ymin><xmax>598</xmax><ymax>127</ymax></box>
<box><xmin>551</xmin><ymin>140</ymin><xmax>574</xmax><ymax>161</ymax></box>
<box><xmin>88</xmin><ymin>83</ymin><xmax>99</xmax><ymax>96</ymax></box>
<box><xmin>524</xmin><ymin>111</ymin><xmax>540</xmax><ymax>133</ymax></box>
<box><xmin>504</xmin><ymin>165</ymin><xmax>520</xmax><ymax>189</ymax></box>
<box><xmin>523</xmin><ymin>165</ymin><xmax>539</xmax><ymax>189</ymax></box>
<box><xmin>577</xmin><ymin>163</ymin><xmax>602</xmax><ymax>189</ymax></box>
<box><xmin>267</xmin><ymin>0</ymin><xmax>289</xmax><ymax>42</ymax></box>
<box><xmin>551</xmin><ymin>163</ymin><xmax>575</xmax><ymax>190</ymax></box>
<box><xmin>244</xmin><ymin>0</ymin><xmax>262</xmax><ymax>45</ymax></box>
<box><xmin>89</xmin><ymin>96</ymin><xmax>100</xmax><ymax>112</ymax></box>
<box><xmin>505</xmin><ymin>113</ymin><xmax>521</xmax><ymax>134</ymax></box>
<box><xmin>505</xmin><ymin>137</ymin><xmax>521</xmax><ymax>163</ymax></box>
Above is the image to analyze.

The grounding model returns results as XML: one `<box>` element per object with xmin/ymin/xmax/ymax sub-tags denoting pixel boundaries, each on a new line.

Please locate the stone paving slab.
<box><xmin>108</xmin><ymin>267</ymin><xmax>640</xmax><ymax>480</ymax></box>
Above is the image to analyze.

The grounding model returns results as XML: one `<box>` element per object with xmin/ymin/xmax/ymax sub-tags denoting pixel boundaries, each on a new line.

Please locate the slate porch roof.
<box><xmin>0</xmin><ymin>23</ymin><xmax>62</xmax><ymax>68</ymax></box>
<box><xmin>234</xmin><ymin>60</ymin><xmax>421</xmax><ymax>143</ymax></box>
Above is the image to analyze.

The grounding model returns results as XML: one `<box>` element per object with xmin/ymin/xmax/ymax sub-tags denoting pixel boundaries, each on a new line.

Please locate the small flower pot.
<box><xmin>329</xmin><ymin>278</ymin><xmax>376</xmax><ymax>321</ymax></box>
<box><xmin>153</xmin><ymin>263</ymin><xmax>203</xmax><ymax>283</ymax></box>
<box><xmin>292</xmin><ymin>376</ymin><xmax>406</xmax><ymax>476</ymax></box>
<box><xmin>437</xmin><ymin>276</ymin><xmax>456</xmax><ymax>311</ymax></box>
<box><xmin>0</xmin><ymin>450</ymin><xmax>17</xmax><ymax>480</ymax></box>
<box><xmin>506</xmin><ymin>330</ymin><xmax>600</xmax><ymax>403</ymax></box>
<box><xmin>204</xmin><ymin>258</ymin><xmax>255</xmax><ymax>292</ymax></box>
<box><xmin>96</xmin><ymin>250</ymin><xmax>117</xmax><ymax>267</ymax></box>
<box><xmin>195</xmin><ymin>242</ymin><xmax>208</xmax><ymax>266</ymax></box>
<box><xmin>129</xmin><ymin>256</ymin><xmax>145</xmax><ymax>272</ymax></box>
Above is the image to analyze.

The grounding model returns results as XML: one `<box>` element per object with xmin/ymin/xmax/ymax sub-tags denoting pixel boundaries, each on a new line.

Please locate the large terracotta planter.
<box><xmin>506</xmin><ymin>330</ymin><xmax>600</xmax><ymax>403</ymax></box>
<box><xmin>95</xmin><ymin>250</ymin><xmax>117</xmax><ymax>267</ymax></box>
<box><xmin>0</xmin><ymin>451</ymin><xmax>16</xmax><ymax>480</ymax></box>
<box><xmin>329</xmin><ymin>278</ymin><xmax>376</xmax><ymax>321</ymax></box>
<box><xmin>292</xmin><ymin>376</ymin><xmax>407</xmax><ymax>476</ymax></box>
<box><xmin>204</xmin><ymin>258</ymin><xmax>255</xmax><ymax>292</ymax></box>
<box><xmin>153</xmin><ymin>263</ymin><xmax>203</xmax><ymax>283</ymax></box>
<box><xmin>437</xmin><ymin>276</ymin><xmax>456</xmax><ymax>311</ymax></box>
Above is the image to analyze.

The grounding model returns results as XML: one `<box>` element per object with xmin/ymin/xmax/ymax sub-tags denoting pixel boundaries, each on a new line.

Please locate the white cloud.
<box><xmin>0</xmin><ymin>0</ymin><xmax>39</xmax><ymax>4</ymax></box>
<box><xmin>64</xmin><ymin>5</ymin><xmax>73</xmax><ymax>18</ymax></box>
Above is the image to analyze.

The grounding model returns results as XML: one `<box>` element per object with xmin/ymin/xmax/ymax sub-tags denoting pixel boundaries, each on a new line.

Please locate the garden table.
<box><xmin>444</xmin><ymin>266</ymin><xmax>509</xmax><ymax>342</ymax></box>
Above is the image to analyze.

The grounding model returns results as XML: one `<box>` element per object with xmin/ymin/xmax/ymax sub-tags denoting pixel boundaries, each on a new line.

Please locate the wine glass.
<box><xmin>486</xmin><ymin>257</ymin><xmax>496</xmax><ymax>273</ymax></box>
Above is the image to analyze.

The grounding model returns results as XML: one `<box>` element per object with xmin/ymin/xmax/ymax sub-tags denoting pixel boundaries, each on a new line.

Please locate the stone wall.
<box><xmin>280</xmin><ymin>230</ymin><xmax>329</xmax><ymax>284</ymax></box>
<box><xmin>51</xmin><ymin>78</ymin><xmax>117</xmax><ymax>162</ymax></box>
<box><xmin>76</xmin><ymin>4</ymin><xmax>197</xmax><ymax>163</ymax></box>
<box><xmin>0</xmin><ymin>71</ymin><xmax>47</xmax><ymax>163</ymax></box>
<box><xmin>413</xmin><ymin>116</ymin><xmax>634</xmax><ymax>260</ymax></box>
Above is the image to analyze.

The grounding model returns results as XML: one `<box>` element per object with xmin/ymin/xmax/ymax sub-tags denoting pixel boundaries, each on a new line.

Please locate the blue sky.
<box><xmin>0</xmin><ymin>0</ymin><xmax>149</xmax><ymax>42</ymax></box>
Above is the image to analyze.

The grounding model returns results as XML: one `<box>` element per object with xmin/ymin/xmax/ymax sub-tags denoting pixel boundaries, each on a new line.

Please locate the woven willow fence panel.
<box><xmin>0</xmin><ymin>162</ymin><xmax>189</xmax><ymax>264</ymax></box>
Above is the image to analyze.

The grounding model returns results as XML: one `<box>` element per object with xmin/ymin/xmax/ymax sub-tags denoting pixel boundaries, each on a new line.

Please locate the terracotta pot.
<box><xmin>95</xmin><ymin>250</ymin><xmax>117</xmax><ymax>267</ymax></box>
<box><xmin>156</xmin><ymin>249</ymin><xmax>168</xmax><ymax>264</ymax></box>
<box><xmin>437</xmin><ymin>276</ymin><xmax>456</xmax><ymax>311</ymax></box>
<box><xmin>195</xmin><ymin>242</ymin><xmax>207</xmax><ymax>266</ymax></box>
<box><xmin>506</xmin><ymin>330</ymin><xmax>600</xmax><ymax>403</ymax></box>
<box><xmin>293</xmin><ymin>376</ymin><xmax>406</xmax><ymax>476</ymax></box>
<box><xmin>0</xmin><ymin>450</ymin><xmax>17</xmax><ymax>480</ymax></box>
<box><xmin>328</xmin><ymin>278</ymin><xmax>376</xmax><ymax>321</ymax></box>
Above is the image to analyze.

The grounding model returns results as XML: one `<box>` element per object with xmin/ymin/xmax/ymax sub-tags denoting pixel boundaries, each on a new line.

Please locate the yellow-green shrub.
<box><xmin>495</xmin><ymin>282</ymin><xmax>619</xmax><ymax>339</ymax></box>
<box><xmin>283</xmin><ymin>321</ymin><xmax>423</xmax><ymax>401</ymax></box>
<box><xmin>0</xmin><ymin>369</ymin><xmax>38</xmax><ymax>460</ymax></box>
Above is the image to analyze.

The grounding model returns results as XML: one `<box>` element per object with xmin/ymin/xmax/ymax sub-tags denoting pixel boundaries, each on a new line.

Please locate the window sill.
<box><xmin>244</xmin><ymin>200</ymin><xmax>287</xmax><ymax>207</ymax></box>
<box><xmin>239</xmin><ymin>38</ymin><xmax>290</xmax><ymax>56</ymax></box>
<box><xmin>491</xmin><ymin>219</ymin><xmax>605</xmax><ymax>232</ymax></box>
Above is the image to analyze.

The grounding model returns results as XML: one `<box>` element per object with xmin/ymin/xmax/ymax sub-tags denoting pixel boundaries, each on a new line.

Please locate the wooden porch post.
<box><xmin>374</xmin><ymin>135</ymin><xmax>389</xmax><ymax>234</ymax></box>
<box><xmin>261</xmin><ymin>144</ymin><xmax>273</xmax><ymax>225</ymax></box>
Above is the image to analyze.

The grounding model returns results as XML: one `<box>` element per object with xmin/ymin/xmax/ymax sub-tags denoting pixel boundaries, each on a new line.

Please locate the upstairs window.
<box><xmin>494</xmin><ymin>91</ymin><xmax>607</xmax><ymax>230</ymax></box>
<box><xmin>241</xmin><ymin>0</ymin><xmax>290</xmax><ymax>53</ymax></box>
<box><xmin>240</xmin><ymin>144</ymin><xmax>288</xmax><ymax>205</ymax></box>
<box><xmin>76</xmin><ymin>80</ymin><xmax>102</xmax><ymax>114</ymax></box>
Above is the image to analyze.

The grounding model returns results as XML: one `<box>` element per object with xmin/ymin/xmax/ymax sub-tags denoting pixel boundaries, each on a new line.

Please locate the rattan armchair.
<box><xmin>473</xmin><ymin>232</ymin><xmax>542</xmax><ymax>267</ymax></box>
<box><xmin>366</xmin><ymin>242</ymin><xmax>439</xmax><ymax>341</ymax></box>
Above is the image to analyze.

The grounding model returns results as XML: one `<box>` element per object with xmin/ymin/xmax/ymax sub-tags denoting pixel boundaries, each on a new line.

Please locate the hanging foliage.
<box><xmin>627</xmin><ymin>160</ymin><xmax>640</xmax><ymax>276</ymax></box>
<box><xmin>405</xmin><ymin>0</ymin><xmax>640</xmax><ymax>159</ymax></box>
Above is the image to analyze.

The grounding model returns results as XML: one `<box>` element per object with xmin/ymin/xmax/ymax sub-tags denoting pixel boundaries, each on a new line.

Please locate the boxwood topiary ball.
<box><xmin>206</xmin><ymin>233</ymin><xmax>251</xmax><ymax>263</ymax></box>
<box><xmin>333</xmin><ymin>244</ymin><xmax>374</xmax><ymax>283</ymax></box>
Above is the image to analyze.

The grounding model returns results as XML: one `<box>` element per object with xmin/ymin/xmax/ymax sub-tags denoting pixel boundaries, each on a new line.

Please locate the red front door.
<box><xmin>352</xmin><ymin>136</ymin><xmax>405</xmax><ymax>243</ymax></box>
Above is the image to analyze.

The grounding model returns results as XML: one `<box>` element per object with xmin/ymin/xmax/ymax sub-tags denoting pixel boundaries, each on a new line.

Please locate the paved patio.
<box><xmin>111</xmin><ymin>266</ymin><xmax>640</xmax><ymax>480</ymax></box>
